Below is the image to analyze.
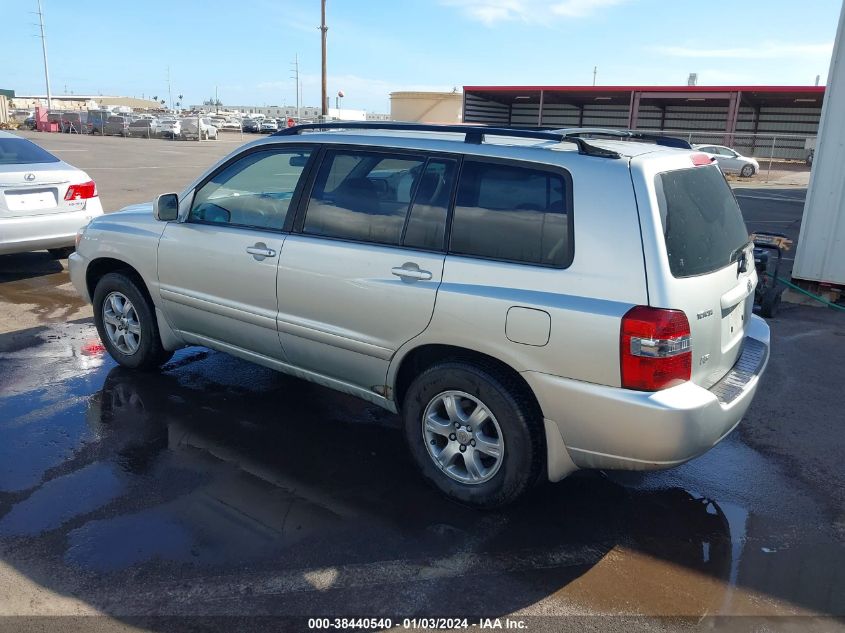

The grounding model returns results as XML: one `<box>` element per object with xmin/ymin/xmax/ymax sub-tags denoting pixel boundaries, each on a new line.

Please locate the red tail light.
<box><xmin>621</xmin><ymin>306</ymin><xmax>691</xmax><ymax>391</ymax></box>
<box><xmin>64</xmin><ymin>180</ymin><xmax>98</xmax><ymax>201</ymax></box>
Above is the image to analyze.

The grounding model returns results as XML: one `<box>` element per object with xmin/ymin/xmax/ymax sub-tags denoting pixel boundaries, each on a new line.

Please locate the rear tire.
<box><xmin>48</xmin><ymin>246</ymin><xmax>74</xmax><ymax>260</ymax></box>
<box><xmin>741</xmin><ymin>164</ymin><xmax>755</xmax><ymax>178</ymax></box>
<box><xmin>402</xmin><ymin>361</ymin><xmax>544</xmax><ymax>509</ymax></box>
<box><xmin>93</xmin><ymin>272</ymin><xmax>173</xmax><ymax>370</ymax></box>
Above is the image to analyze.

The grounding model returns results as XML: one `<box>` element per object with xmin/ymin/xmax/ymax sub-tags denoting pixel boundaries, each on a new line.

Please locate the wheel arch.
<box><xmin>86</xmin><ymin>257</ymin><xmax>153</xmax><ymax>306</ymax></box>
<box><xmin>391</xmin><ymin>343</ymin><xmax>543</xmax><ymax>421</ymax></box>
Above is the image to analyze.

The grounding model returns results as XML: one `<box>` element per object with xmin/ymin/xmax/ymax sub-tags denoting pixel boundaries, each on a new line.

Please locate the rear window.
<box><xmin>0</xmin><ymin>138</ymin><xmax>60</xmax><ymax>164</ymax></box>
<box><xmin>655</xmin><ymin>165</ymin><xmax>749</xmax><ymax>278</ymax></box>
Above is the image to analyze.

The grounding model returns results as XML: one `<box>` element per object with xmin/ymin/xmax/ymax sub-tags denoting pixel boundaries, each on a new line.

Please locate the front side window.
<box><xmin>450</xmin><ymin>160</ymin><xmax>571</xmax><ymax>267</ymax></box>
<box><xmin>189</xmin><ymin>148</ymin><xmax>312</xmax><ymax>231</ymax></box>
<box><xmin>302</xmin><ymin>149</ymin><xmax>425</xmax><ymax>246</ymax></box>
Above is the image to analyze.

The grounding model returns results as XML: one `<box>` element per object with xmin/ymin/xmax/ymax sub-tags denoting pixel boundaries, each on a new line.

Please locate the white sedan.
<box><xmin>693</xmin><ymin>144</ymin><xmax>760</xmax><ymax>177</ymax></box>
<box><xmin>0</xmin><ymin>132</ymin><xmax>103</xmax><ymax>257</ymax></box>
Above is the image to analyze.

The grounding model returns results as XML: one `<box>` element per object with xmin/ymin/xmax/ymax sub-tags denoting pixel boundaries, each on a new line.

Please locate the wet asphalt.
<box><xmin>0</xmin><ymin>135</ymin><xmax>844</xmax><ymax>632</ymax></box>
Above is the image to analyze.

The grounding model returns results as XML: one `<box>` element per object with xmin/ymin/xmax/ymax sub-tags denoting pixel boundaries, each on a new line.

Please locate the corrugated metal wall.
<box><xmin>464</xmin><ymin>93</ymin><xmax>509</xmax><ymax>125</ymax></box>
<box><xmin>464</xmin><ymin>92</ymin><xmax>822</xmax><ymax>160</ymax></box>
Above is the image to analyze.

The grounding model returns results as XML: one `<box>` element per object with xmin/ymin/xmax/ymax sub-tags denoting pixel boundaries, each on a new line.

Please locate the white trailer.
<box><xmin>793</xmin><ymin>0</ymin><xmax>845</xmax><ymax>289</ymax></box>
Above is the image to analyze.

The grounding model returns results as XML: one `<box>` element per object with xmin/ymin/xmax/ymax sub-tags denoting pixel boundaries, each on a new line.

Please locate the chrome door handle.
<box><xmin>246</xmin><ymin>244</ymin><xmax>276</xmax><ymax>258</ymax></box>
<box><xmin>391</xmin><ymin>263</ymin><xmax>432</xmax><ymax>281</ymax></box>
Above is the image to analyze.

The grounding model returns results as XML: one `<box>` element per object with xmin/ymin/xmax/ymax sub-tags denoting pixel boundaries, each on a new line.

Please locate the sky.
<box><xmin>3</xmin><ymin>0</ymin><xmax>842</xmax><ymax>113</ymax></box>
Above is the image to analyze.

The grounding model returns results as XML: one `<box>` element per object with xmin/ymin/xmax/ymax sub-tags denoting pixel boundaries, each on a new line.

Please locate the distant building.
<box><xmin>194</xmin><ymin>104</ymin><xmax>390</xmax><ymax>121</ymax></box>
<box><xmin>10</xmin><ymin>94</ymin><xmax>162</xmax><ymax>111</ymax></box>
<box><xmin>390</xmin><ymin>91</ymin><xmax>463</xmax><ymax>123</ymax></box>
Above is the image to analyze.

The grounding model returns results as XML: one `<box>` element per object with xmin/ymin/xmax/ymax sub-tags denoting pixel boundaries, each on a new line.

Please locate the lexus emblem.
<box><xmin>24</xmin><ymin>173</ymin><xmax>36</xmax><ymax>182</ymax></box>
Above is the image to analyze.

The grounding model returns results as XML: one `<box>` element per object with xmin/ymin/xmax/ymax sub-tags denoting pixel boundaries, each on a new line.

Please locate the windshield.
<box><xmin>655</xmin><ymin>164</ymin><xmax>749</xmax><ymax>278</ymax></box>
<box><xmin>0</xmin><ymin>138</ymin><xmax>60</xmax><ymax>165</ymax></box>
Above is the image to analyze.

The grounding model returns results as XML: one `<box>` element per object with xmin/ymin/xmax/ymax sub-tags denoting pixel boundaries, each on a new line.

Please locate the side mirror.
<box><xmin>153</xmin><ymin>193</ymin><xmax>180</xmax><ymax>221</ymax></box>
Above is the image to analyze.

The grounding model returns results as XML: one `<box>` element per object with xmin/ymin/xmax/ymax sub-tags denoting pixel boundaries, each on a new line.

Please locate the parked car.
<box><xmin>242</xmin><ymin>118</ymin><xmax>262</xmax><ymax>133</ymax></box>
<box><xmin>221</xmin><ymin>119</ymin><xmax>242</xmax><ymax>130</ymax></box>
<box><xmin>159</xmin><ymin>119</ymin><xmax>182</xmax><ymax>139</ymax></box>
<box><xmin>128</xmin><ymin>118</ymin><xmax>161</xmax><ymax>138</ymax></box>
<box><xmin>22</xmin><ymin>116</ymin><xmax>37</xmax><ymax>130</ymax></box>
<box><xmin>259</xmin><ymin>119</ymin><xmax>279</xmax><ymax>133</ymax></box>
<box><xmin>69</xmin><ymin>123</ymin><xmax>770</xmax><ymax>508</ymax></box>
<box><xmin>86</xmin><ymin>110</ymin><xmax>110</xmax><ymax>135</ymax></box>
<box><xmin>103</xmin><ymin>116</ymin><xmax>130</xmax><ymax>137</ymax></box>
<box><xmin>0</xmin><ymin>131</ymin><xmax>103</xmax><ymax>257</ymax></box>
<box><xmin>693</xmin><ymin>144</ymin><xmax>760</xmax><ymax>177</ymax></box>
<box><xmin>60</xmin><ymin>112</ymin><xmax>91</xmax><ymax>134</ymax></box>
<box><xmin>180</xmin><ymin>117</ymin><xmax>218</xmax><ymax>140</ymax></box>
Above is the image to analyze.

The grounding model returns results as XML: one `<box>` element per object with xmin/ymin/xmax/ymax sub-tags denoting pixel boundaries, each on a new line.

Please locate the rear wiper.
<box><xmin>730</xmin><ymin>240</ymin><xmax>753</xmax><ymax>271</ymax></box>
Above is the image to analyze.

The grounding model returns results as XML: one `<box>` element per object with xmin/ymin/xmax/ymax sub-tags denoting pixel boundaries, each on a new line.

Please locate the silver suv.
<box><xmin>69</xmin><ymin>123</ymin><xmax>770</xmax><ymax>508</ymax></box>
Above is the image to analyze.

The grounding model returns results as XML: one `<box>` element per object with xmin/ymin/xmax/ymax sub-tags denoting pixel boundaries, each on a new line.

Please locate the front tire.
<box><xmin>402</xmin><ymin>361</ymin><xmax>544</xmax><ymax>508</ymax></box>
<box><xmin>741</xmin><ymin>164</ymin><xmax>755</xmax><ymax>178</ymax></box>
<box><xmin>93</xmin><ymin>272</ymin><xmax>173</xmax><ymax>370</ymax></box>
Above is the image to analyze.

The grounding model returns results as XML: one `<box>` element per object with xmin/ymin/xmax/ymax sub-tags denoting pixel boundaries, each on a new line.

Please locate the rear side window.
<box><xmin>655</xmin><ymin>165</ymin><xmax>749</xmax><ymax>278</ymax></box>
<box><xmin>450</xmin><ymin>160</ymin><xmax>571</xmax><ymax>268</ymax></box>
<box><xmin>0</xmin><ymin>138</ymin><xmax>59</xmax><ymax>164</ymax></box>
<box><xmin>303</xmin><ymin>149</ymin><xmax>426</xmax><ymax>246</ymax></box>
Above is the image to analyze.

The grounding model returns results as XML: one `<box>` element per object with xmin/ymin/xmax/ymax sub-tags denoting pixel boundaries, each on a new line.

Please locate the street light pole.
<box><xmin>320</xmin><ymin>0</ymin><xmax>328</xmax><ymax>119</ymax></box>
<box><xmin>36</xmin><ymin>0</ymin><xmax>53</xmax><ymax>112</ymax></box>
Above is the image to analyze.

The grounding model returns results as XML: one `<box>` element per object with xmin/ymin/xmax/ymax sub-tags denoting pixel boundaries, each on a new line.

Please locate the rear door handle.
<box><xmin>391</xmin><ymin>263</ymin><xmax>432</xmax><ymax>282</ymax></box>
<box><xmin>246</xmin><ymin>243</ymin><xmax>276</xmax><ymax>259</ymax></box>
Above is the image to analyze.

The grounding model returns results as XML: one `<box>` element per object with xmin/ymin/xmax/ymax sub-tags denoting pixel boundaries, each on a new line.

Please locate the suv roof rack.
<box><xmin>272</xmin><ymin>121</ymin><xmax>622</xmax><ymax>159</ymax></box>
<box><xmin>552</xmin><ymin>128</ymin><xmax>693</xmax><ymax>150</ymax></box>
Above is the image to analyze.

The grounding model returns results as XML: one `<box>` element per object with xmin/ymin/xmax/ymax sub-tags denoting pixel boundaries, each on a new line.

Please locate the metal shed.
<box><xmin>463</xmin><ymin>85</ymin><xmax>825</xmax><ymax>160</ymax></box>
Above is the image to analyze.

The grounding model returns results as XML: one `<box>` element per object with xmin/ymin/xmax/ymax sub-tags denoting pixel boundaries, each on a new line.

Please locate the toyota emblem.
<box><xmin>24</xmin><ymin>173</ymin><xmax>36</xmax><ymax>182</ymax></box>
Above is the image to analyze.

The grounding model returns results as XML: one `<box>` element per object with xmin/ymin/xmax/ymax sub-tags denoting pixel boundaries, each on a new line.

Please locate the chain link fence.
<box><xmin>656</xmin><ymin>129</ymin><xmax>814</xmax><ymax>182</ymax></box>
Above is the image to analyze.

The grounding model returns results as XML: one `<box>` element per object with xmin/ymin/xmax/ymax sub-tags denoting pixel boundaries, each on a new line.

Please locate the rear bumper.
<box><xmin>526</xmin><ymin>314</ymin><xmax>771</xmax><ymax>481</ymax></box>
<box><xmin>0</xmin><ymin>201</ymin><xmax>103</xmax><ymax>255</ymax></box>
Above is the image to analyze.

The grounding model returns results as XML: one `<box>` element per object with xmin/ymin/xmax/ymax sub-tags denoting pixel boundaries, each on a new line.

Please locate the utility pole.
<box><xmin>320</xmin><ymin>0</ymin><xmax>328</xmax><ymax>119</ymax></box>
<box><xmin>167</xmin><ymin>66</ymin><xmax>173</xmax><ymax>111</ymax></box>
<box><xmin>593</xmin><ymin>66</ymin><xmax>597</xmax><ymax>86</ymax></box>
<box><xmin>291</xmin><ymin>54</ymin><xmax>300</xmax><ymax>120</ymax></box>
<box><xmin>36</xmin><ymin>0</ymin><xmax>53</xmax><ymax>112</ymax></box>
<box><xmin>215</xmin><ymin>85</ymin><xmax>219</xmax><ymax>114</ymax></box>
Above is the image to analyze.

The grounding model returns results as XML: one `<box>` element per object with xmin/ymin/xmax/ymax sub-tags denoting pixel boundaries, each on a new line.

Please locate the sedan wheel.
<box><xmin>741</xmin><ymin>164</ymin><xmax>755</xmax><ymax>178</ymax></box>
